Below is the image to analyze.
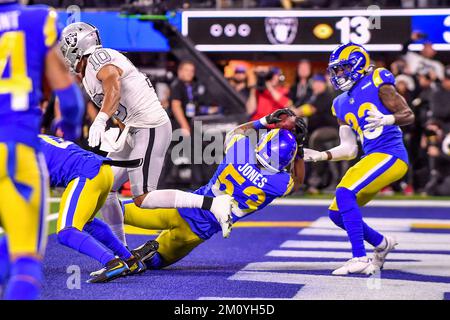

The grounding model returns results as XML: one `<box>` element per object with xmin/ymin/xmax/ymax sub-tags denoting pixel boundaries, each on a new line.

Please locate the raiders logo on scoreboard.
<box><xmin>264</xmin><ymin>17</ymin><xmax>298</xmax><ymax>45</ymax></box>
<box><xmin>65</xmin><ymin>32</ymin><xmax>78</xmax><ymax>47</ymax></box>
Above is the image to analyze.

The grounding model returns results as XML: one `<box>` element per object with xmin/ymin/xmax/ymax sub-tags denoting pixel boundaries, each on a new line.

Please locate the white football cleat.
<box><xmin>373</xmin><ymin>236</ymin><xmax>398</xmax><ymax>269</ymax></box>
<box><xmin>332</xmin><ymin>256</ymin><xmax>377</xmax><ymax>276</ymax></box>
<box><xmin>210</xmin><ymin>195</ymin><xmax>233</xmax><ymax>238</ymax></box>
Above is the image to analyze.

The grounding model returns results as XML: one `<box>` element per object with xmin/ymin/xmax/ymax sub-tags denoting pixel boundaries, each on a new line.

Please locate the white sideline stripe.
<box><xmin>271</xmin><ymin>198</ymin><xmax>450</xmax><ymax>207</ymax></box>
<box><xmin>308</xmin><ymin>217</ymin><xmax>450</xmax><ymax>229</ymax></box>
<box><xmin>1</xmin><ymin>196</ymin><xmax>447</xmax><ymax>236</ymax></box>
<box><xmin>49</xmin><ymin>197</ymin><xmax>450</xmax><ymax>207</ymax></box>
<box><xmin>280</xmin><ymin>241</ymin><xmax>450</xmax><ymax>252</ymax></box>
<box><xmin>0</xmin><ymin>213</ymin><xmax>59</xmax><ymax>235</ymax></box>
<box><xmin>267</xmin><ymin>250</ymin><xmax>450</xmax><ymax>259</ymax></box>
<box><xmin>199</xmin><ymin>297</ymin><xmax>287</xmax><ymax>300</ymax></box>
<box><xmin>299</xmin><ymin>228</ymin><xmax>450</xmax><ymax>242</ymax></box>
<box><xmin>305</xmin><ymin>225</ymin><xmax>408</xmax><ymax>232</ymax></box>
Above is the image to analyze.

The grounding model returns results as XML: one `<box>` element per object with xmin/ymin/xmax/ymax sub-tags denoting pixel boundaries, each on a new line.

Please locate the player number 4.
<box><xmin>0</xmin><ymin>31</ymin><xmax>33</xmax><ymax>111</ymax></box>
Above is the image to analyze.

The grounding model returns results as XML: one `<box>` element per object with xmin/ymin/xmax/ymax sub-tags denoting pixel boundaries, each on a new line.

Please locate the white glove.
<box><xmin>364</xmin><ymin>109</ymin><xmax>395</xmax><ymax>131</ymax></box>
<box><xmin>303</xmin><ymin>148</ymin><xmax>327</xmax><ymax>162</ymax></box>
<box><xmin>88</xmin><ymin>112</ymin><xmax>109</xmax><ymax>148</ymax></box>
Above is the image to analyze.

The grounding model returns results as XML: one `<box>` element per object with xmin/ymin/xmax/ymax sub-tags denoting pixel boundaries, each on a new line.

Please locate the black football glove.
<box><xmin>293</xmin><ymin>117</ymin><xmax>308</xmax><ymax>158</ymax></box>
<box><xmin>265</xmin><ymin>108</ymin><xmax>296</xmax><ymax>125</ymax></box>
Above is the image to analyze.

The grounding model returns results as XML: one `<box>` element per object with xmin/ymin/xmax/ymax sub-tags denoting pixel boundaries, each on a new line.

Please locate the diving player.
<box><xmin>303</xmin><ymin>43</ymin><xmax>415</xmax><ymax>275</ymax></box>
<box><xmin>59</xmin><ymin>22</ymin><xmax>232</xmax><ymax>243</ymax></box>
<box><xmin>0</xmin><ymin>2</ymin><xmax>84</xmax><ymax>299</ymax></box>
<box><xmin>39</xmin><ymin>135</ymin><xmax>145</xmax><ymax>283</ymax></box>
<box><xmin>100</xmin><ymin>112</ymin><xmax>307</xmax><ymax>271</ymax></box>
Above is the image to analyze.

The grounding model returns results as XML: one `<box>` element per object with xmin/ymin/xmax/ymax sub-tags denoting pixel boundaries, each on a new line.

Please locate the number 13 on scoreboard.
<box><xmin>336</xmin><ymin>16</ymin><xmax>374</xmax><ymax>44</ymax></box>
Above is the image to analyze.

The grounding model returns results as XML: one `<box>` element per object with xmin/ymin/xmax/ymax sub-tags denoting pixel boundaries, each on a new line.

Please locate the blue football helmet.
<box><xmin>328</xmin><ymin>42</ymin><xmax>371</xmax><ymax>91</ymax></box>
<box><xmin>255</xmin><ymin>129</ymin><xmax>298</xmax><ymax>173</ymax></box>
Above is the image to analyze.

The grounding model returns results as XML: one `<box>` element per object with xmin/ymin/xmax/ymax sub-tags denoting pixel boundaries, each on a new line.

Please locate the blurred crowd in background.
<box><xmin>33</xmin><ymin>0</ymin><xmax>450</xmax><ymax>197</ymax></box>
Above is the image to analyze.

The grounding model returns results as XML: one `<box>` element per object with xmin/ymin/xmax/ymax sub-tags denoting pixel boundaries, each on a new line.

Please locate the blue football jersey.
<box><xmin>0</xmin><ymin>3</ymin><xmax>61</xmax><ymax>148</ymax></box>
<box><xmin>331</xmin><ymin>68</ymin><xmax>408</xmax><ymax>164</ymax></box>
<box><xmin>39</xmin><ymin>135</ymin><xmax>107</xmax><ymax>188</ymax></box>
<box><xmin>178</xmin><ymin>135</ymin><xmax>294</xmax><ymax>240</ymax></box>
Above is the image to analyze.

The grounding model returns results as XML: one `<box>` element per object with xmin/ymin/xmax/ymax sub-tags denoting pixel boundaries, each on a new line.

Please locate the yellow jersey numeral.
<box><xmin>215</xmin><ymin>164</ymin><xmax>266</xmax><ymax>216</ymax></box>
<box><xmin>0</xmin><ymin>31</ymin><xmax>33</xmax><ymax>111</ymax></box>
<box><xmin>344</xmin><ymin>102</ymin><xmax>383</xmax><ymax>142</ymax></box>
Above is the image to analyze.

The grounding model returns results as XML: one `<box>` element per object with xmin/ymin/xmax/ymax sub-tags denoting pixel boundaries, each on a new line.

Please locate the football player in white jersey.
<box><xmin>59</xmin><ymin>22</ymin><xmax>233</xmax><ymax>242</ymax></box>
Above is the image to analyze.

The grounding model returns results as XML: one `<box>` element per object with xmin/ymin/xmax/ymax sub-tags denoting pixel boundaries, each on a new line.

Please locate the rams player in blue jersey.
<box><xmin>0</xmin><ymin>1</ymin><xmax>84</xmax><ymax>299</ymax></box>
<box><xmin>39</xmin><ymin>135</ymin><xmax>146</xmax><ymax>283</ymax></box>
<box><xmin>102</xmin><ymin>110</ymin><xmax>307</xmax><ymax>271</ymax></box>
<box><xmin>304</xmin><ymin>43</ymin><xmax>415</xmax><ymax>276</ymax></box>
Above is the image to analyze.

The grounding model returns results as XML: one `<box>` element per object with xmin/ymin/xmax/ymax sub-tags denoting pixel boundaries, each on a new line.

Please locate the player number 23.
<box><xmin>345</xmin><ymin>102</ymin><xmax>383</xmax><ymax>142</ymax></box>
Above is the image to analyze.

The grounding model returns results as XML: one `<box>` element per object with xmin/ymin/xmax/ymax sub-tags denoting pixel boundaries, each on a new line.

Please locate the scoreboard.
<box><xmin>181</xmin><ymin>9</ymin><xmax>450</xmax><ymax>52</ymax></box>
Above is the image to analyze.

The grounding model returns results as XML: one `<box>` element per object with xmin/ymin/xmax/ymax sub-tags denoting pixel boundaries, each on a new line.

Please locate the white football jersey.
<box><xmin>82</xmin><ymin>48</ymin><xmax>169</xmax><ymax>128</ymax></box>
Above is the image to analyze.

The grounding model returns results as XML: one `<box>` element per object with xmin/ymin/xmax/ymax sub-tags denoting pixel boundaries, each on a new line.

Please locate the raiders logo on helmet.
<box><xmin>265</xmin><ymin>17</ymin><xmax>298</xmax><ymax>45</ymax></box>
<box><xmin>65</xmin><ymin>32</ymin><xmax>78</xmax><ymax>47</ymax></box>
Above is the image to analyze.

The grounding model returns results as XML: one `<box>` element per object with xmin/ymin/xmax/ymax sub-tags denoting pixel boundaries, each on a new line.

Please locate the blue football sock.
<box><xmin>0</xmin><ymin>236</ymin><xmax>10</xmax><ymax>287</ymax></box>
<box><xmin>335</xmin><ymin>187</ymin><xmax>366</xmax><ymax>258</ymax></box>
<box><xmin>58</xmin><ymin>227</ymin><xmax>116</xmax><ymax>266</ymax></box>
<box><xmin>83</xmin><ymin>218</ymin><xmax>132</xmax><ymax>261</ymax></box>
<box><xmin>4</xmin><ymin>257</ymin><xmax>42</xmax><ymax>300</ymax></box>
<box><xmin>144</xmin><ymin>252</ymin><xmax>164</xmax><ymax>270</ymax></box>
<box><xmin>329</xmin><ymin>209</ymin><xmax>384</xmax><ymax>247</ymax></box>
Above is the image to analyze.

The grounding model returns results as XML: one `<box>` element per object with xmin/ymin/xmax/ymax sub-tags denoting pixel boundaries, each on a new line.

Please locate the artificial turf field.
<box><xmin>38</xmin><ymin>198</ymin><xmax>450</xmax><ymax>300</ymax></box>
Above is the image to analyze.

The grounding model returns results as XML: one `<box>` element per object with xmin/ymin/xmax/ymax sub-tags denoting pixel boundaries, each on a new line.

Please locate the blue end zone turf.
<box><xmin>41</xmin><ymin>202</ymin><xmax>450</xmax><ymax>300</ymax></box>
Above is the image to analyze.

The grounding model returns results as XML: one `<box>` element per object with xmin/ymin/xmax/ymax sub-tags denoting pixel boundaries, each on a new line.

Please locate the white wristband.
<box><xmin>95</xmin><ymin>111</ymin><xmax>110</xmax><ymax>126</ymax></box>
<box><xmin>259</xmin><ymin>117</ymin><xmax>268</xmax><ymax>126</ymax></box>
<box><xmin>385</xmin><ymin>114</ymin><xmax>395</xmax><ymax>125</ymax></box>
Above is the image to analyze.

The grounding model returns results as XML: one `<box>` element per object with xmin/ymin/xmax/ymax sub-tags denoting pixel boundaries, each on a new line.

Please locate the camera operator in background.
<box><xmin>246</xmin><ymin>66</ymin><xmax>292</xmax><ymax>120</ymax></box>
<box><xmin>402</xmin><ymin>31</ymin><xmax>445</xmax><ymax>81</ymax></box>
<box><xmin>422</xmin><ymin>66</ymin><xmax>450</xmax><ymax>195</ymax></box>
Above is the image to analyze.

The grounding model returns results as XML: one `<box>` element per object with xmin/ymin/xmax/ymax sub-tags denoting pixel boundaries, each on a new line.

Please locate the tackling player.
<box><xmin>59</xmin><ymin>22</ymin><xmax>232</xmax><ymax>242</ymax></box>
<box><xmin>303</xmin><ymin>43</ymin><xmax>415</xmax><ymax>275</ymax></box>
<box><xmin>0</xmin><ymin>2</ymin><xmax>84</xmax><ymax>299</ymax></box>
<box><xmin>39</xmin><ymin>135</ymin><xmax>145</xmax><ymax>283</ymax></box>
<box><xmin>96</xmin><ymin>110</ymin><xmax>307</xmax><ymax>271</ymax></box>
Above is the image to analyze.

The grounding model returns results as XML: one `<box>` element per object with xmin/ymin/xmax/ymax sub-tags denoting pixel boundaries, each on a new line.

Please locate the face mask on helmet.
<box><xmin>328</xmin><ymin>61</ymin><xmax>357</xmax><ymax>91</ymax></box>
<box><xmin>255</xmin><ymin>129</ymin><xmax>298</xmax><ymax>173</ymax></box>
<box><xmin>328</xmin><ymin>43</ymin><xmax>370</xmax><ymax>92</ymax></box>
